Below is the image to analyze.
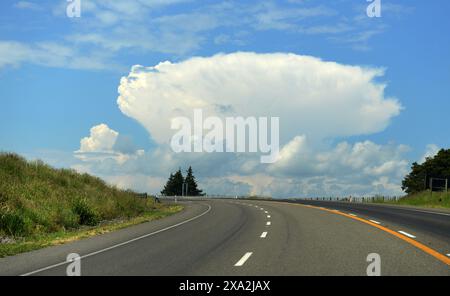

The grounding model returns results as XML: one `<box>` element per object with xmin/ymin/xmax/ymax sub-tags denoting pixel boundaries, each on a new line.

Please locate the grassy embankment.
<box><xmin>376</xmin><ymin>191</ymin><xmax>450</xmax><ymax>209</ymax></box>
<box><xmin>0</xmin><ymin>153</ymin><xmax>183</xmax><ymax>257</ymax></box>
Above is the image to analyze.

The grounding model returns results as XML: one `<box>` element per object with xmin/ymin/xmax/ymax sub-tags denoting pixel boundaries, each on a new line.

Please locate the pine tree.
<box><xmin>161</xmin><ymin>167</ymin><xmax>204</xmax><ymax>196</ymax></box>
<box><xmin>185</xmin><ymin>166</ymin><xmax>204</xmax><ymax>196</ymax></box>
<box><xmin>161</xmin><ymin>173</ymin><xmax>175</xmax><ymax>196</ymax></box>
<box><xmin>172</xmin><ymin>169</ymin><xmax>184</xmax><ymax>196</ymax></box>
<box><xmin>161</xmin><ymin>169</ymin><xmax>184</xmax><ymax>196</ymax></box>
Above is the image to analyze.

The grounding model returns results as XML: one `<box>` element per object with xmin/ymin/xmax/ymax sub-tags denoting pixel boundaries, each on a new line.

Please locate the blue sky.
<box><xmin>1</xmin><ymin>0</ymin><xmax>449</xmax><ymax>197</ymax></box>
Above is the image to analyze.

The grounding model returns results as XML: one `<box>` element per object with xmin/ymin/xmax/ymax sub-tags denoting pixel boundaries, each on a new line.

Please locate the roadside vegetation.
<box><xmin>376</xmin><ymin>191</ymin><xmax>450</xmax><ymax>209</ymax></box>
<box><xmin>0</xmin><ymin>153</ymin><xmax>183</xmax><ymax>257</ymax></box>
<box><xmin>361</xmin><ymin>149</ymin><xmax>450</xmax><ymax>209</ymax></box>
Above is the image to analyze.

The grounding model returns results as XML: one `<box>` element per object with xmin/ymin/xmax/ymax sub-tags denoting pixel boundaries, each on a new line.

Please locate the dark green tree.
<box><xmin>172</xmin><ymin>169</ymin><xmax>184</xmax><ymax>196</ymax></box>
<box><xmin>160</xmin><ymin>173</ymin><xmax>175</xmax><ymax>196</ymax></box>
<box><xmin>185</xmin><ymin>166</ymin><xmax>204</xmax><ymax>196</ymax></box>
<box><xmin>402</xmin><ymin>149</ymin><xmax>450</xmax><ymax>194</ymax></box>
<box><xmin>160</xmin><ymin>169</ymin><xmax>185</xmax><ymax>196</ymax></box>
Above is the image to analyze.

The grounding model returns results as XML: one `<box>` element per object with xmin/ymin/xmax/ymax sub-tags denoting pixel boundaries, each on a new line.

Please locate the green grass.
<box><xmin>0</xmin><ymin>205</ymin><xmax>183</xmax><ymax>258</ymax></box>
<box><xmin>0</xmin><ymin>152</ymin><xmax>183</xmax><ymax>257</ymax></box>
<box><xmin>376</xmin><ymin>191</ymin><xmax>450</xmax><ymax>209</ymax></box>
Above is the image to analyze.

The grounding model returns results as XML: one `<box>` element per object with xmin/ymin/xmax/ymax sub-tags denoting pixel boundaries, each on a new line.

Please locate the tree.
<box><xmin>160</xmin><ymin>169</ymin><xmax>185</xmax><ymax>196</ymax></box>
<box><xmin>160</xmin><ymin>167</ymin><xmax>204</xmax><ymax>196</ymax></box>
<box><xmin>185</xmin><ymin>166</ymin><xmax>204</xmax><ymax>196</ymax></box>
<box><xmin>161</xmin><ymin>173</ymin><xmax>175</xmax><ymax>196</ymax></box>
<box><xmin>402</xmin><ymin>149</ymin><xmax>450</xmax><ymax>194</ymax></box>
<box><xmin>172</xmin><ymin>169</ymin><xmax>184</xmax><ymax>196</ymax></box>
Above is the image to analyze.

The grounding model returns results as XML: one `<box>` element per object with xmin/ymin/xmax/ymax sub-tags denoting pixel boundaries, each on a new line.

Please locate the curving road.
<box><xmin>0</xmin><ymin>199</ymin><xmax>449</xmax><ymax>276</ymax></box>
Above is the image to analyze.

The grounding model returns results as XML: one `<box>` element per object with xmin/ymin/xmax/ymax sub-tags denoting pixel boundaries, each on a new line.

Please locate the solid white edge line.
<box><xmin>398</xmin><ymin>230</ymin><xmax>416</xmax><ymax>239</ymax></box>
<box><xmin>397</xmin><ymin>208</ymin><xmax>450</xmax><ymax>217</ymax></box>
<box><xmin>266</xmin><ymin>221</ymin><xmax>271</xmax><ymax>226</ymax></box>
<box><xmin>21</xmin><ymin>203</ymin><xmax>213</xmax><ymax>276</ymax></box>
<box><xmin>260</xmin><ymin>232</ymin><xmax>268</xmax><ymax>238</ymax></box>
<box><xmin>234</xmin><ymin>252</ymin><xmax>253</xmax><ymax>266</ymax></box>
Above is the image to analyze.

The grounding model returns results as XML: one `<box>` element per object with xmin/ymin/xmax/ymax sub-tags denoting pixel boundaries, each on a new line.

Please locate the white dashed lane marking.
<box><xmin>369</xmin><ymin>220</ymin><xmax>381</xmax><ymax>225</ymax></box>
<box><xmin>266</xmin><ymin>221</ymin><xmax>271</xmax><ymax>226</ymax></box>
<box><xmin>398</xmin><ymin>231</ymin><xmax>416</xmax><ymax>239</ymax></box>
<box><xmin>260</xmin><ymin>232</ymin><xmax>268</xmax><ymax>238</ymax></box>
<box><xmin>234</xmin><ymin>252</ymin><xmax>253</xmax><ymax>267</ymax></box>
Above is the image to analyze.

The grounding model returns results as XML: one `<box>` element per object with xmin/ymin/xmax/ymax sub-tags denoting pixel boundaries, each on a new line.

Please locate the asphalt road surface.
<box><xmin>0</xmin><ymin>199</ymin><xmax>449</xmax><ymax>276</ymax></box>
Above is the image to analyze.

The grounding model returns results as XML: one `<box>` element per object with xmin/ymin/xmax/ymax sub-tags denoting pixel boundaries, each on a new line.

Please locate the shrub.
<box><xmin>72</xmin><ymin>199</ymin><xmax>99</xmax><ymax>226</ymax></box>
<box><xmin>0</xmin><ymin>211</ymin><xmax>30</xmax><ymax>236</ymax></box>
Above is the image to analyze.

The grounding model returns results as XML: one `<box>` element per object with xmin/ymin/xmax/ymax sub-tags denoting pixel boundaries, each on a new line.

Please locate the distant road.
<box><xmin>0</xmin><ymin>199</ymin><xmax>449</xmax><ymax>276</ymax></box>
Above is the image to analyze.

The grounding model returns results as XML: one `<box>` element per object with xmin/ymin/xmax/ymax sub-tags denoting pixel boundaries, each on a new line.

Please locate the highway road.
<box><xmin>0</xmin><ymin>199</ymin><xmax>449</xmax><ymax>276</ymax></box>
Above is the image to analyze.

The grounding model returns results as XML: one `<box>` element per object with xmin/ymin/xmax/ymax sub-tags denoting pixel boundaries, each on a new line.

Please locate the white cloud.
<box><xmin>118</xmin><ymin>52</ymin><xmax>401</xmax><ymax>145</ymax></box>
<box><xmin>4</xmin><ymin>1</ymin><xmax>407</xmax><ymax>71</ymax></box>
<box><xmin>14</xmin><ymin>1</ymin><xmax>41</xmax><ymax>11</ymax></box>
<box><xmin>75</xmin><ymin>124</ymin><xmax>143</xmax><ymax>165</ymax></box>
<box><xmin>0</xmin><ymin>41</ymin><xmax>113</xmax><ymax>70</ymax></box>
<box><xmin>77</xmin><ymin>52</ymin><xmax>407</xmax><ymax>197</ymax></box>
<box><xmin>70</xmin><ymin>53</ymin><xmax>409</xmax><ymax>197</ymax></box>
<box><xmin>78</xmin><ymin>124</ymin><xmax>119</xmax><ymax>153</ymax></box>
<box><xmin>420</xmin><ymin>144</ymin><xmax>440</xmax><ymax>163</ymax></box>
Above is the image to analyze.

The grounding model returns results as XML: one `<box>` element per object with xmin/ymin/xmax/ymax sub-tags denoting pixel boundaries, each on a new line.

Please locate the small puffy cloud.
<box><xmin>79</xmin><ymin>124</ymin><xmax>118</xmax><ymax>153</ymax></box>
<box><xmin>75</xmin><ymin>124</ymin><xmax>143</xmax><ymax>164</ymax></box>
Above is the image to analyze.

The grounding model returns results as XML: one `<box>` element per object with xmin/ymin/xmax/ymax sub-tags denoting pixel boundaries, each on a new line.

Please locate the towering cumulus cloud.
<box><xmin>102</xmin><ymin>52</ymin><xmax>407</xmax><ymax>196</ymax></box>
<box><xmin>118</xmin><ymin>52</ymin><xmax>401</xmax><ymax>145</ymax></box>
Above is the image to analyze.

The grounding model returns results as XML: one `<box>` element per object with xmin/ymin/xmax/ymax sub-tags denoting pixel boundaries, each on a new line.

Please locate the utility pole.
<box><xmin>182</xmin><ymin>182</ymin><xmax>188</xmax><ymax>197</ymax></box>
<box><xmin>446</xmin><ymin>178</ymin><xmax>448</xmax><ymax>200</ymax></box>
<box><xmin>430</xmin><ymin>177</ymin><xmax>433</xmax><ymax>199</ymax></box>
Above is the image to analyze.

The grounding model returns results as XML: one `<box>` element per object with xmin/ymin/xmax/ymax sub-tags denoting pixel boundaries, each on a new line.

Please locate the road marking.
<box><xmin>267</xmin><ymin>215</ymin><xmax>271</xmax><ymax>218</ymax></box>
<box><xmin>285</xmin><ymin>203</ymin><xmax>450</xmax><ymax>266</ymax></box>
<box><xmin>369</xmin><ymin>220</ymin><xmax>381</xmax><ymax>225</ymax></box>
<box><xmin>264</xmin><ymin>211</ymin><xmax>268</xmax><ymax>214</ymax></box>
<box><xmin>447</xmin><ymin>254</ymin><xmax>450</xmax><ymax>258</ymax></box>
<box><xmin>260</xmin><ymin>208</ymin><xmax>264</xmax><ymax>210</ymax></box>
<box><xmin>348</xmin><ymin>213</ymin><xmax>357</xmax><ymax>217</ymax></box>
<box><xmin>234</xmin><ymin>252</ymin><xmax>253</xmax><ymax>266</ymax></box>
<box><xmin>398</xmin><ymin>231</ymin><xmax>416</xmax><ymax>239</ymax></box>
<box><xmin>266</xmin><ymin>221</ymin><xmax>271</xmax><ymax>226</ymax></box>
<box><xmin>260</xmin><ymin>232</ymin><xmax>268</xmax><ymax>238</ymax></box>
<box><xmin>21</xmin><ymin>203</ymin><xmax>213</xmax><ymax>276</ymax></box>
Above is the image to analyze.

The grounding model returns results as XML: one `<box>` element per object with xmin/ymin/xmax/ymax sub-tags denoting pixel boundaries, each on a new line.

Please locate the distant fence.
<box><xmin>297</xmin><ymin>196</ymin><xmax>401</xmax><ymax>203</ymax></box>
<box><xmin>135</xmin><ymin>193</ymin><xmax>148</xmax><ymax>199</ymax></box>
<box><xmin>155</xmin><ymin>195</ymin><xmax>402</xmax><ymax>203</ymax></box>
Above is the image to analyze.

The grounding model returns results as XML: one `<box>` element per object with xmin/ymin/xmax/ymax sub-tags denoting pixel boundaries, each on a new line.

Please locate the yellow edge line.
<box><xmin>277</xmin><ymin>202</ymin><xmax>450</xmax><ymax>266</ymax></box>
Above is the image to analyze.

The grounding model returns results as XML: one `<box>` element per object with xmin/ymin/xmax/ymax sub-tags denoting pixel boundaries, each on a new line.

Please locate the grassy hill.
<box><xmin>0</xmin><ymin>153</ymin><xmax>182</xmax><ymax>257</ymax></box>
